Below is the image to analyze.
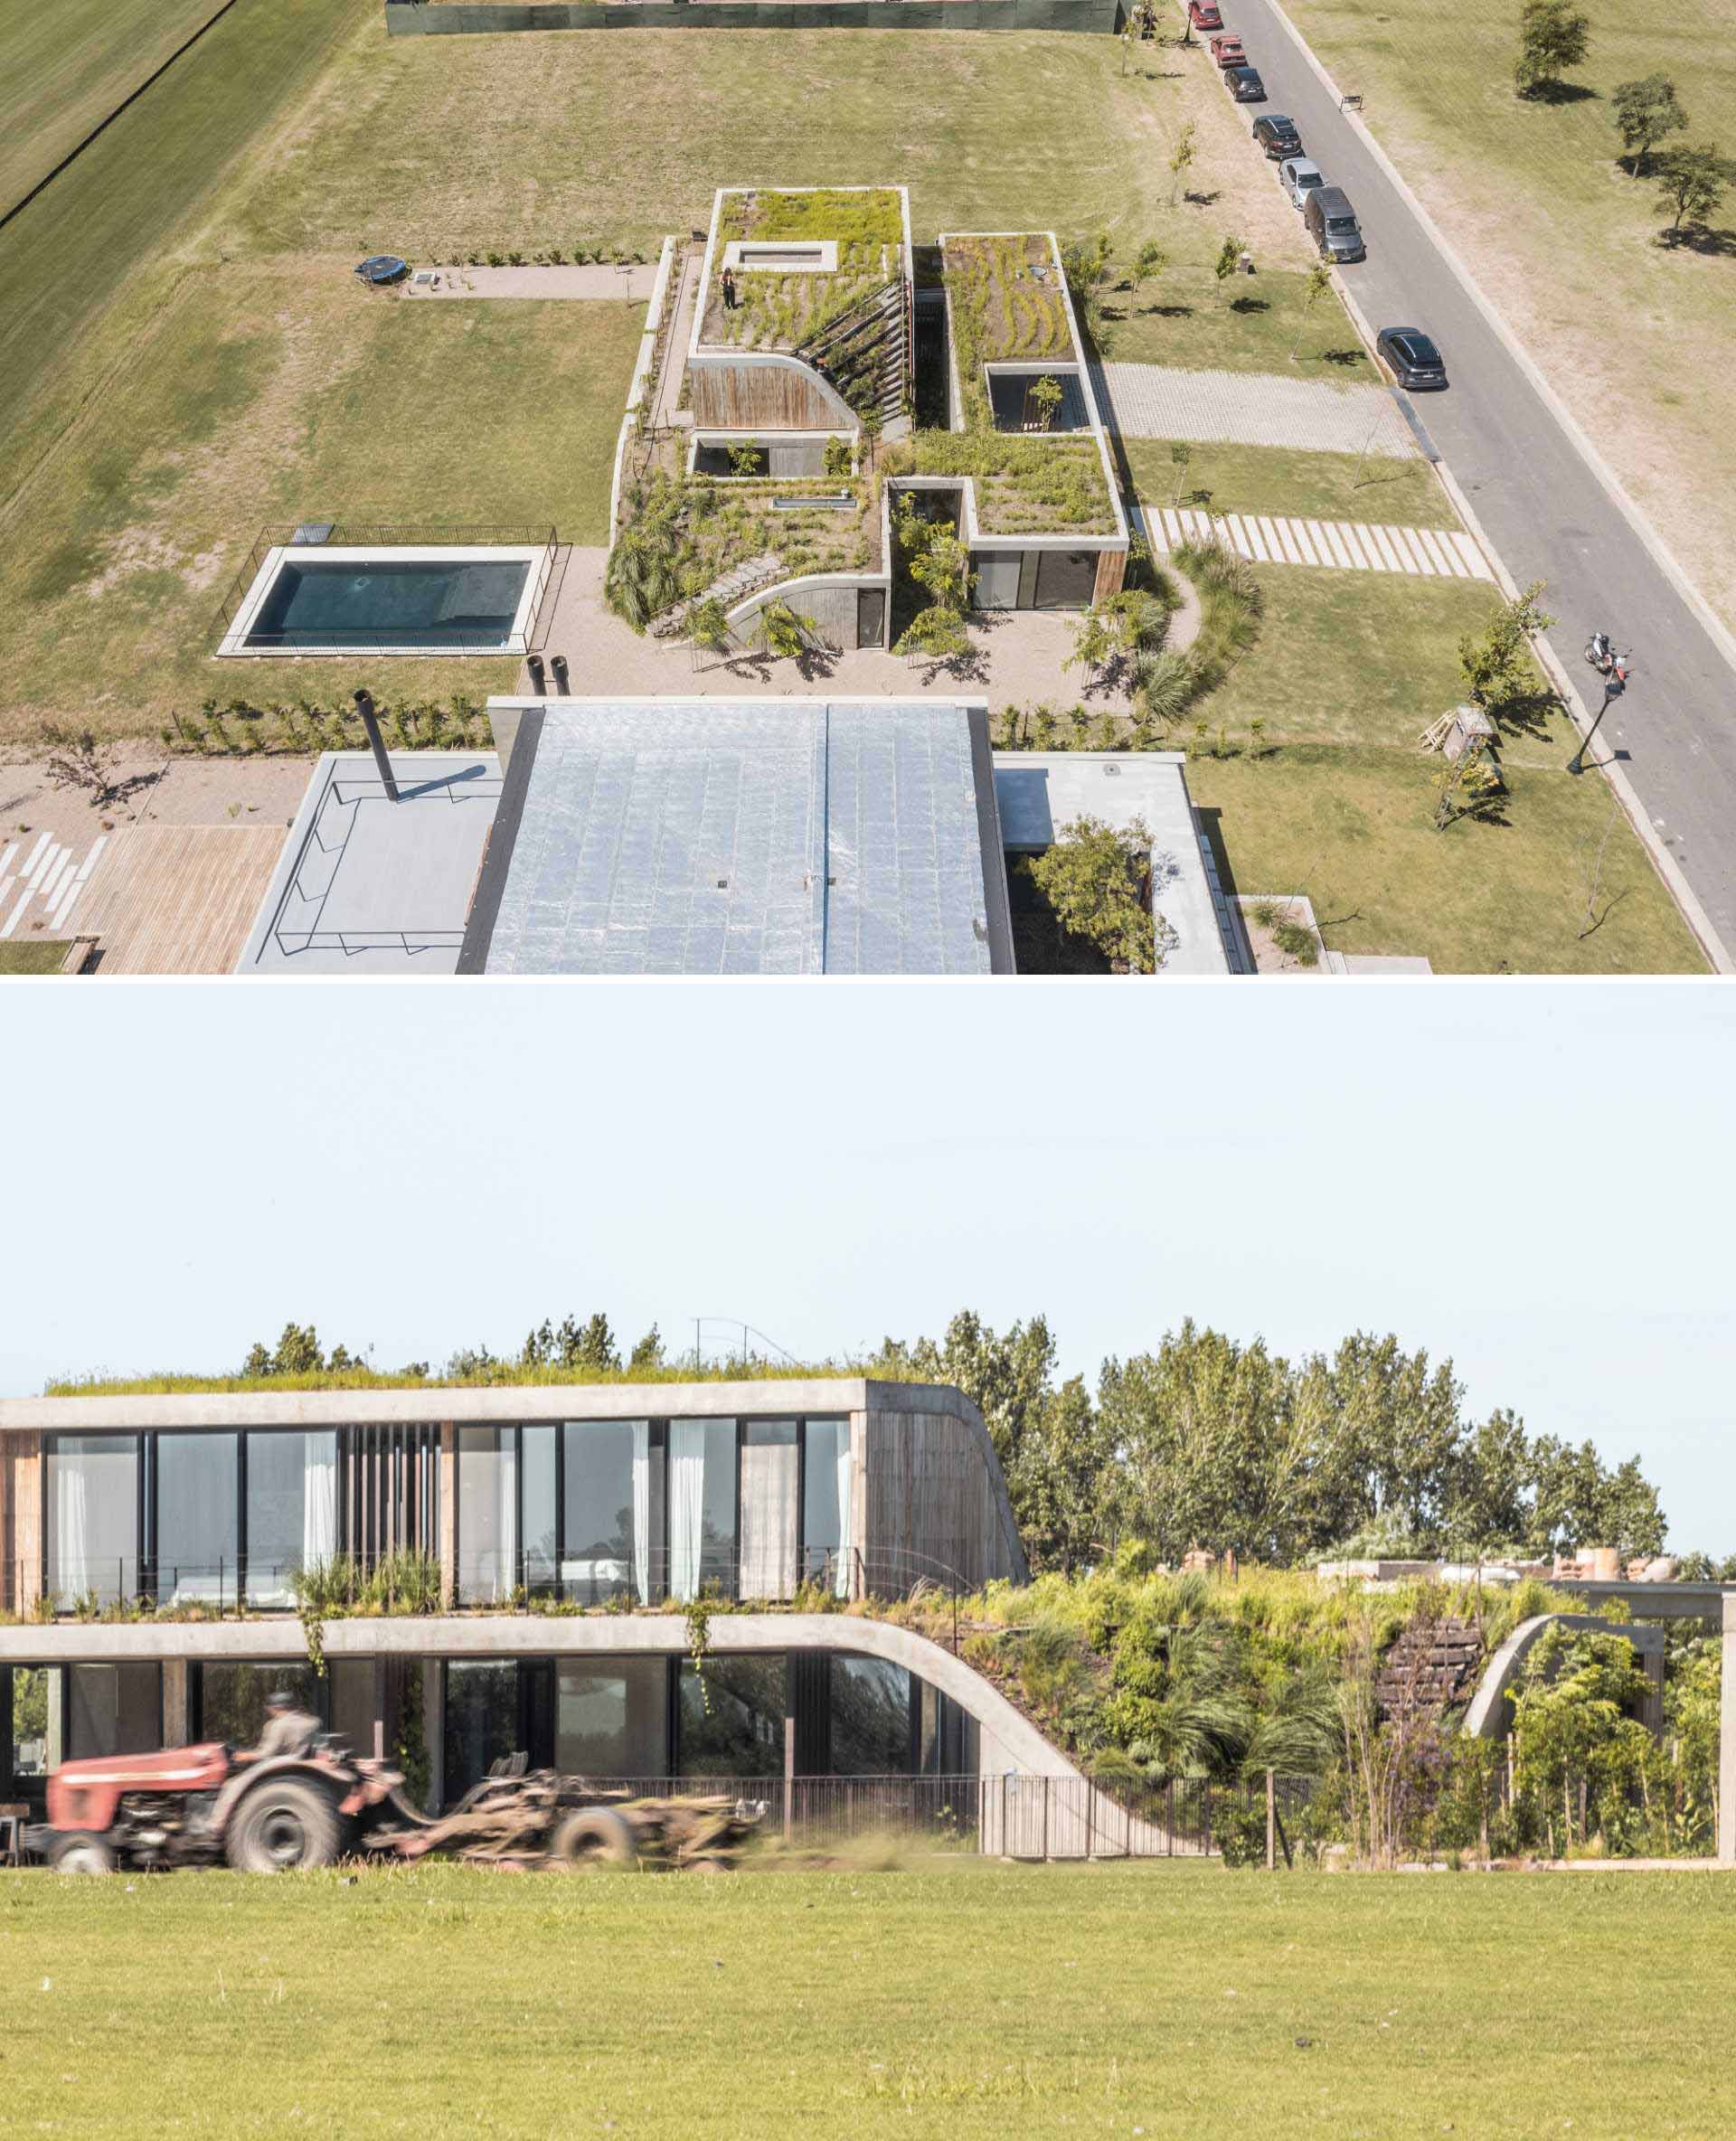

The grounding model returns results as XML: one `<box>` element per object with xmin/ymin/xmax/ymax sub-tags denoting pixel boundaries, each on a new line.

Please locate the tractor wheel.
<box><xmin>226</xmin><ymin>1778</ymin><xmax>342</xmax><ymax>1873</ymax></box>
<box><xmin>50</xmin><ymin>1833</ymin><xmax>118</xmax><ymax>1875</ymax></box>
<box><xmin>546</xmin><ymin>1807</ymin><xmax>637</xmax><ymax>1870</ymax></box>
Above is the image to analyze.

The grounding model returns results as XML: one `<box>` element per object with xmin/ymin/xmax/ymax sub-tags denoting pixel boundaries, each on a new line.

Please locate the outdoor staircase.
<box><xmin>796</xmin><ymin>274</ymin><xmax>910</xmax><ymax>439</ymax></box>
<box><xmin>1373</xmin><ymin>1616</ymin><xmax>1484</xmax><ymax>1720</ymax></box>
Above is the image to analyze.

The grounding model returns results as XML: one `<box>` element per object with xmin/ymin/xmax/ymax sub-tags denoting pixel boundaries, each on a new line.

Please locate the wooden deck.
<box><xmin>73</xmin><ymin>825</ymin><xmax>287</xmax><ymax>975</ymax></box>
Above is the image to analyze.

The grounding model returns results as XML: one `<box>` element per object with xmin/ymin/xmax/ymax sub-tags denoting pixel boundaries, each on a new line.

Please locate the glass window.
<box><xmin>831</xmin><ymin>1657</ymin><xmax>912</xmax><ymax>1775</ymax></box>
<box><xmin>156</xmin><ymin>1432</ymin><xmax>238</xmax><ymax>1604</ymax></box>
<box><xmin>245</xmin><ymin>1432</ymin><xmax>338</xmax><ymax>1607</ymax></box>
<box><xmin>522</xmin><ymin>1427</ymin><xmax>557</xmax><ymax>1592</ymax></box>
<box><xmin>740</xmin><ymin>1422</ymin><xmax>797</xmax><ymax>1600</ymax></box>
<box><xmin>444</xmin><ymin>1661</ymin><xmax>519</xmax><ymax>1799</ymax></box>
<box><xmin>676</xmin><ymin>1655</ymin><xmax>786</xmax><ymax>1778</ymax></box>
<box><xmin>458</xmin><ymin>1429</ymin><xmax>518</xmax><ymax>1603</ymax></box>
<box><xmin>9</xmin><ymin>1666</ymin><xmax>52</xmax><ymax>1780</ymax></box>
<box><xmin>668</xmin><ymin>1419</ymin><xmax>736</xmax><ymax>1601</ymax></box>
<box><xmin>801</xmin><ymin>1419</ymin><xmax>852</xmax><ymax>1594</ymax></box>
<box><xmin>1033</xmin><ymin>548</ymin><xmax>1099</xmax><ymax>610</ymax></box>
<box><xmin>67</xmin><ymin>1665</ymin><xmax>161</xmax><ymax>1759</ymax></box>
<box><xmin>555</xmin><ymin>1660</ymin><xmax>668</xmax><ymax>1778</ymax></box>
<box><xmin>563</xmin><ymin>1422</ymin><xmax>658</xmax><ymax>1604</ymax></box>
<box><xmin>328</xmin><ymin>1660</ymin><xmax>377</xmax><ymax>1760</ymax></box>
<box><xmin>47</xmin><ymin>1435</ymin><xmax>138</xmax><ymax>1606</ymax></box>
<box><xmin>198</xmin><ymin>1663</ymin><xmax>324</xmax><ymax>1748</ymax></box>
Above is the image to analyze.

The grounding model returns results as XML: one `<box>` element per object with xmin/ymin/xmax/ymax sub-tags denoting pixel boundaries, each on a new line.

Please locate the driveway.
<box><xmin>1215</xmin><ymin>0</ymin><xmax>1736</xmax><ymax>965</ymax></box>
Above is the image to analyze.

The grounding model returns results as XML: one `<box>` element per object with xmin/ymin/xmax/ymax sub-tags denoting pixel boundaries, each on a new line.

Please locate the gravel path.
<box><xmin>1094</xmin><ymin>361</ymin><xmax>1419</xmax><ymax>457</ymax></box>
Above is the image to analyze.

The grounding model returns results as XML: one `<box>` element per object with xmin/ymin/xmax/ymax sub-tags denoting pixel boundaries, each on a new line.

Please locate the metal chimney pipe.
<box><xmin>353</xmin><ymin>688</ymin><xmax>399</xmax><ymax>803</ymax></box>
<box><xmin>526</xmin><ymin>653</ymin><xmax>546</xmax><ymax>694</ymax></box>
<box><xmin>550</xmin><ymin>653</ymin><xmax>570</xmax><ymax>694</ymax></box>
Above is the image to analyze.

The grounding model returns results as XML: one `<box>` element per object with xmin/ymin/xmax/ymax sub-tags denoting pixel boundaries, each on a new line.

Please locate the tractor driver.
<box><xmin>234</xmin><ymin>1689</ymin><xmax>322</xmax><ymax>1765</ymax></box>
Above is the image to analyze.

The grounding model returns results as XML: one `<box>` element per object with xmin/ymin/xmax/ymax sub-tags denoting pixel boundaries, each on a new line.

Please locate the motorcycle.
<box><xmin>1584</xmin><ymin>634</ymin><xmax>1631</xmax><ymax>687</ymax></box>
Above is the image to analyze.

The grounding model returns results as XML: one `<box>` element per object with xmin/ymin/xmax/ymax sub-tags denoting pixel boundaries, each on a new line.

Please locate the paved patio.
<box><xmin>525</xmin><ymin>549</ymin><xmax>1136</xmax><ymax>712</ymax></box>
<box><xmin>403</xmin><ymin>263</ymin><xmax>657</xmax><ymax>302</ymax></box>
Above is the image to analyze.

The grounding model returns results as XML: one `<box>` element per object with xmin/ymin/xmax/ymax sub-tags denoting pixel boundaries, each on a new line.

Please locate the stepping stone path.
<box><xmin>0</xmin><ymin>832</ymin><xmax>107</xmax><ymax>942</ymax></box>
<box><xmin>650</xmin><ymin>552</ymin><xmax>786</xmax><ymax>637</ymax></box>
<box><xmin>1150</xmin><ymin>505</ymin><xmax>1493</xmax><ymax>580</ymax></box>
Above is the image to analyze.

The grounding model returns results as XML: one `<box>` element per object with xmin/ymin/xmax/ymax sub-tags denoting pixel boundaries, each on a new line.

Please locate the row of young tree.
<box><xmin>875</xmin><ymin>1310</ymin><xmax>1671</xmax><ymax>1571</ymax></box>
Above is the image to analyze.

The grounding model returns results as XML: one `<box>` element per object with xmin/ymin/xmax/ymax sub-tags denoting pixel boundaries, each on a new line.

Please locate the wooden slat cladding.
<box><xmin>690</xmin><ymin>356</ymin><xmax>851</xmax><ymax>430</ymax></box>
<box><xmin>858</xmin><ymin>1408</ymin><xmax>1021</xmax><ymax>1592</ymax></box>
<box><xmin>344</xmin><ymin>1425</ymin><xmax>440</xmax><ymax>1568</ymax></box>
<box><xmin>0</xmin><ymin>1431</ymin><xmax>42</xmax><ymax>1614</ymax></box>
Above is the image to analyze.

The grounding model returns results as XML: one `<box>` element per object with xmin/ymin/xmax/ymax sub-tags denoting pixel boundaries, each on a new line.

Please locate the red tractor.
<box><xmin>36</xmin><ymin>1738</ymin><xmax>405</xmax><ymax>1874</ymax></box>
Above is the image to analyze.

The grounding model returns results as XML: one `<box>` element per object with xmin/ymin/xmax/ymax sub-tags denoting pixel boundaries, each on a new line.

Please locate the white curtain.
<box><xmin>740</xmin><ymin>1438</ymin><xmax>797</xmax><ymax>1599</ymax></box>
<box><xmin>631</xmin><ymin>1422</ymin><xmax>651</xmax><ymax>1604</ymax></box>
<box><xmin>53</xmin><ymin>1457</ymin><xmax>90</xmax><ymax>1601</ymax></box>
<box><xmin>669</xmin><ymin>1423</ymin><xmax>706</xmax><ymax>1603</ymax></box>
<box><xmin>496</xmin><ymin>1432</ymin><xmax>518</xmax><ymax>1599</ymax></box>
<box><xmin>303</xmin><ymin>1433</ymin><xmax>337</xmax><ymax>1569</ymax></box>
<box><xmin>834</xmin><ymin>1429</ymin><xmax>854</xmax><ymax>1599</ymax></box>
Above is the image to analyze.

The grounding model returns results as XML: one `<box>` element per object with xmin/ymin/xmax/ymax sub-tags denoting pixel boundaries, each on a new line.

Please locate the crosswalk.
<box><xmin>1149</xmin><ymin>505</ymin><xmax>1494</xmax><ymax>581</ymax></box>
<box><xmin>0</xmin><ymin>832</ymin><xmax>108</xmax><ymax>944</ymax></box>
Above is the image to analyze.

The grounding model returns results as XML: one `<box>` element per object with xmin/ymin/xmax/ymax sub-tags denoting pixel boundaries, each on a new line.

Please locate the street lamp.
<box><xmin>1568</xmin><ymin>662</ymin><xmax>1627</xmax><ymax>776</ymax></box>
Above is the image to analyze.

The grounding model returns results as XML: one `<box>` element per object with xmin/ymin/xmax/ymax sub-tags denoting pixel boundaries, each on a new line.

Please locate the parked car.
<box><xmin>1376</xmin><ymin>325</ymin><xmax>1448</xmax><ymax>389</ymax></box>
<box><xmin>1188</xmin><ymin>0</ymin><xmax>1223</xmax><ymax>27</ymax></box>
<box><xmin>1252</xmin><ymin>115</ymin><xmax>1303</xmax><ymax>159</ymax></box>
<box><xmin>1279</xmin><ymin>156</ymin><xmax>1327</xmax><ymax>211</ymax></box>
<box><xmin>1305</xmin><ymin>184</ymin><xmax>1366</xmax><ymax>261</ymax></box>
<box><xmin>1225</xmin><ymin>65</ymin><xmax>1267</xmax><ymax>100</ymax></box>
<box><xmin>1209</xmin><ymin>33</ymin><xmax>1246</xmax><ymax>65</ymax></box>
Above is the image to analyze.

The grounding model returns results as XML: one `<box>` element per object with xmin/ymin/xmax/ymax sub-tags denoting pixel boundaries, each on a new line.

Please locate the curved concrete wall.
<box><xmin>1463</xmin><ymin>1613</ymin><xmax>1666</xmax><ymax>1740</ymax></box>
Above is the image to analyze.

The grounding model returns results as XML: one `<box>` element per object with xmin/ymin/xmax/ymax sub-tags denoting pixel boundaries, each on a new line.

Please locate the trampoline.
<box><xmin>354</xmin><ymin>255</ymin><xmax>410</xmax><ymax>287</ymax></box>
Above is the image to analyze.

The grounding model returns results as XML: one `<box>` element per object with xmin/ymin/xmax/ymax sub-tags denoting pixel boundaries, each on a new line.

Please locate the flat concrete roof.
<box><xmin>236</xmin><ymin>751</ymin><xmax>503</xmax><ymax>974</ymax></box>
<box><xmin>0</xmin><ymin>1376</ymin><xmax>979</xmax><ymax>1431</ymax></box>
<box><xmin>991</xmin><ymin>752</ymin><xmax>1232</xmax><ymax>976</ymax></box>
<box><xmin>463</xmin><ymin>699</ymin><xmax>1013</xmax><ymax>976</ymax></box>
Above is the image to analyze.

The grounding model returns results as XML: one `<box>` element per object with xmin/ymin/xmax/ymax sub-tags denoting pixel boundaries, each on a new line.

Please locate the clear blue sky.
<box><xmin>3</xmin><ymin>982</ymin><xmax>1731</xmax><ymax>1550</ymax></box>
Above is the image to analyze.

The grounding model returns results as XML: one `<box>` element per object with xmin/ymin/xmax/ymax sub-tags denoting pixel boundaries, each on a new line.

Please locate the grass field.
<box><xmin>0</xmin><ymin>0</ymin><xmax>228</xmax><ymax>221</ymax></box>
<box><xmin>0</xmin><ymin>942</ymin><xmax>71</xmax><ymax>976</ymax></box>
<box><xmin>4</xmin><ymin>1862</ymin><xmax>1733</xmax><ymax>2137</ymax></box>
<box><xmin>1280</xmin><ymin>0</ymin><xmax>1736</xmax><ymax>634</ymax></box>
<box><xmin>1125</xmin><ymin>439</ymin><xmax>1450</xmax><ymax>527</ymax></box>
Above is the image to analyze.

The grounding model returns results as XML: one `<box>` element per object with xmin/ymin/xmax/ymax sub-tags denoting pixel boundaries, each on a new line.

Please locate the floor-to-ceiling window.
<box><xmin>555</xmin><ymin>1659</ymin><xmax>667</xmax><ymax>1777</ymax></box>
<box><xmin>676</xmin><ymin>1655</ymin><xmax>786</xmax><ymax>1777</ymax></box>
<box><xmin>740</xmin><ymin>1422</ymin><xmax>798</xmax><ymax>1600</ymax></box>
<box><xmin>196</xmin><ymin>1662</ymin><xmax>325</xmax><ymax>1747</ymax></box>
<box><xmin>668</xmin><ymin>1419</ymin><xmax>737</xmax><ymax>1602</ymax></box>
<box><xmin>245</xmin><ymin>1432</ymin><xmax>338</xmax><ymax>1607</ymax></box>
<box><xmin>563</xmin><ymin>1421</ymin><xmax>659</xmax><ymax>1604</ymax></box>
<box><xmin>801</xmin><ymin>1418</ymin><xmax>852</xmax><ymax>1594</ymax></box>
<box><xmin>457</xmin><ymin>1429</ymin><xmax>517</xmax><ymax>1603</ymax></box>
<box><xmin>45</xmin><ymin>1435</ymin><xmax>139</xmax><ymax>1606</ymax></box>
<box><xmin>66</xmin><ymin>1664</ymin><xmax>162</xmax><ymax>1759</ymax></box>
<box><xmin>830</xmin><ymin>1657</ymin><xmax>914</xmax><ymax>1775</ymax></box>
<box><xmin>522</xmin><ymin>1427</ymin><xmax>558</xmax><ymax>1592</ymax></box>
<box><xmin>443</xmin><ymin>1660</ymin><xmax>525</xmax><ymax>1797</ymax></box>
<box><xmin>155</xmin><ymin>1431</ymin><xmax>238</xmax><ymax>1604</ymax></box>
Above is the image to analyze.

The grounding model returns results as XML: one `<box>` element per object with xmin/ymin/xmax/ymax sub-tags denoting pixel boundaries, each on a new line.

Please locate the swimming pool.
<box><xmin>218</xmin><ymin>543</ymin><xmax>551</xmax><ymax>657</ymax></box>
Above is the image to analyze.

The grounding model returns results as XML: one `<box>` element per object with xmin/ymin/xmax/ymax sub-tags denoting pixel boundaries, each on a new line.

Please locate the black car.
<box><xmin>1226</xmin><ymin>65</ymin><xmax>1267</xmax><ymax>101</ymax></box>
<box><xmin>1252</xmin><ymin>115</ymin><xmax>1302</xmax><ymax>158</ymax></box>
<box><xmin>1376</xmin><ymin>325</ymin><xmax>1448</xmax><ymax>389</ymax></box>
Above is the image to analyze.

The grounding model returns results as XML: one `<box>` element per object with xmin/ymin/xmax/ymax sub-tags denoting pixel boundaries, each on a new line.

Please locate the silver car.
<box><xmin>1280</xmin><ymin>156</ymin><xmax>1326</xmax><ymax>211</ymax></box>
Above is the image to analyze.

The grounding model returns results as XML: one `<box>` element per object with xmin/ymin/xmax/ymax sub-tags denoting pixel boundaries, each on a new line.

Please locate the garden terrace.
<box><xmin>942</xmin><ymin>232</ymin><xmax>1080</xmax><ymax>373</ymax></box>
<box><xmin>892</xmin><ymin>432</ymin><xmax>1118</xmax><ymax>538</ymax></box>
<box><xmin>697</xmin><ymin>186</ymin><xmax>907</xmax><ymax>355</ymax></box>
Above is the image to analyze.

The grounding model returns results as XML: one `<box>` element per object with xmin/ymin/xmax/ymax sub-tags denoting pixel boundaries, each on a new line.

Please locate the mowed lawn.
<box><xmin>0</xmin><ymin>271</ymin><xmax>643</xmax><ymax>736</ymax></box>
<box><xmin>1124</xmin><ymin>439</ymin><xmax>1451</xmax><ymax>527</ymax></box>
<box><xmin>0</xmin><ymin>0</ymin><xmax>231</xmax><ymax>220</ymax></box>
<box><xmin>5</xmin><ymin>1862</ymin><xmax>1735</xmax><ymax>2137</ymax></box>
<box><xmin>1280</xmin><ymin>0</ymin><xmax>1736</xmax><ymax>634</ymax></box>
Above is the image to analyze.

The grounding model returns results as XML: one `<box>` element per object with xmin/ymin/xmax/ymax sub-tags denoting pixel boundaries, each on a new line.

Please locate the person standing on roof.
<box><xmin>722</xmin><ymin>266</ymin><xmax>738</xmax><ymax>312</ymax></box>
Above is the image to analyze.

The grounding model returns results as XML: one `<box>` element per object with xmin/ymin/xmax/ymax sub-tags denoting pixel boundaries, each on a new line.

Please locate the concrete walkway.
<box><xmin>403</xmin><ymin>262</ymin><xmax>657</xmax><ymax>302</ymax></box>
<box><xmin>1094</xmin><ymin>361</ymin><xmax>1418</xmax><ymax>457</ymax></box>
<box><xmin>646</xmin><ymin>250</ymin><xmax>700</xmax><ymax>435</ymax></box>
<box><xmin>1150</xmin><ymin>502</ymin><xmax>1493</xmax><ymax>580</ymax></box>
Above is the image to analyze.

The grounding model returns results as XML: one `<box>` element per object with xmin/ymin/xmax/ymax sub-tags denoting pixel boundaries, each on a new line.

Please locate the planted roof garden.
<box><xmin>942</xmin><ymin>234</ymin><xmax>1080</xmax><ymax>376</ymax></box>
<box><xmin>700</xmin><ymin>187</ymin><xmax>905</xmax><ymax>354</ymax></box>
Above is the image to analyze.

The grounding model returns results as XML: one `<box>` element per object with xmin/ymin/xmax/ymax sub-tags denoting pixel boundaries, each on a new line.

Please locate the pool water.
<box><xmin>246</xmin><ymin>559</ymin><xmax>531</xmax><ymax>651</ymax></box>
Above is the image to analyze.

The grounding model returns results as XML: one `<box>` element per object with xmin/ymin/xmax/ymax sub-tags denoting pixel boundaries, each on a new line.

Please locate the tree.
<box><xmin>686</xmin><ymin>595</ymin><xmax>731</xmax><ymax>665</ymax></box>
<box><xmin>1168</xmin><ymin>121</ymin><xmax>1198</xmax><ymax>207</ymax></box>
<box><xmin>1029</xmin><ymin>373</ymin><xmax>1064</xmax><ymax>431</ymax></box>
<box><xmin>1130</xmin><ymin>240</ymin><xmax>1168</xmax><ymax>311</ymax></box>
<box><xmin>1065</xmin><ymin>590</ymin><xmax>1169</xmax><ymax>686</ymax></box>
<box><xmin>1290</xmin><ymin>261</ymin><xmax>1334</xmax><ymax>361</ymax></box>
<box><xmin>1212</xmin><ymin>235</ymin><xmax>1246</xmax><ymax>307</ymax></box>
<box><xmin>1458</xmin><ymin>580</ymin><xmax>1553</xmax><ymax>718</ymax></box>
<box><xmin>1005</xmin><ymin>1376</ymin><xmax>1118</xmax><ymax>1573</ymax></box>
<box><xmin>39</xmin><ymin>725</ymin><xmax>127</xmax><ymax>809</ymax></box>
<box><xmin>758</xmin><ymin>599</ymin><xmax>818</xmax><ymax>661</ymax></box>
<box><xmin>1026</xmin><ymin>814</ymin><xmax>1160</xmax><ymax>973</ymax></box>
<box><xmin>1168</xmin><ymin>440</ymin><xmax>1193</xmax><ymax>508</ymax></box>
<box><xmin>875</xmin><ymin>1311</ymin><xmax>1060</xmax><ymax>1483</ymax></box>
<box><xmin>1654</xmin><ymin>143</ymin><xmax>1735</xmax><ymax>235</ymax></box>
<box><xmin>1514</xmin><ymin>0</ymin><xmax>1590</xmax><ymax>96</ymax></box>
<box><xmin>893</xmin><ymin>605</ymin><xmax>973</xmax><ymax>661</ymax></box>
<box><xmin>627</xmin><ymin>1325</ymin><xmax>665</xmax><ymax>1373</ymax></box>
<box><xmin>521</xmin><ymin>1314</ymin><xmax>621</xmax><ymax>1374</ymax></box>
<box><xmin>1061</xmin><ymin>231</ymin><xmax>1117</xmax><ymax>353</ymax></box>
<box><xmin>240</xmin><ymin>1324</ymin><xmax>336</xmax><ymax>1378</ymax></box>
<box><xmin>1610</xmin><ymin>74</ymin><xmax>1688</xmax><ymax>177</ymax></box>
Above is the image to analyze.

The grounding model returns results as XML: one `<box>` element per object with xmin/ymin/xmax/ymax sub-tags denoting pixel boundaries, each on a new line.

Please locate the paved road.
<box><xmin>1214</xmin><ymin>0</ymin><xmax>1736</xmax><ymax>966</ymax></box>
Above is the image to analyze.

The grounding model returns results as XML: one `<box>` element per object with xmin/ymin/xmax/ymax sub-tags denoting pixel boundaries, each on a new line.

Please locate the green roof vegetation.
<box><xmin>703</xmin><ymin>187</ymin><xmax>903</xmax><ymax>353</ymax></box>
<box><xmin>943</xmin><ymin>233</ymin><xmax>1077</xmax><ymax>370</ymax></box>
<box><xmin>41</xmin><ymin>1359</ymin><xmax>860</xmax><ymax>1399</ymax></box>
<box><xmin>0</xmin><ymin>940</ymin><xmax>72</xmax><ymax>975</ymax></box>
<box><xmin>887</xmin><ymin>431</ymin><xmax>1117</xmax><ymax>537</ymax></box>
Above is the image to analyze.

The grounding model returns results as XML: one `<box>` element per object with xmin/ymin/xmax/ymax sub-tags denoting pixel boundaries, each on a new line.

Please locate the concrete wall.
<box><xmin>0</xmin><ymin>1432</ymin><xmax>42</xmax><ymax>1615</ymax></box>
<box><xmin>1721</xmin><ymin>1592</ymin><xmax>1734</xmax><ymax>1863</ymax></box>
<box><xmin>1462</xmin><ymin>1613</ymin><xmax>1668</xmax><ymax>1741</ymax></box>
<box><xmin>385</xmin><ymin>0</ymin><xmax>1118</xmax><ymax>34</ymax></box>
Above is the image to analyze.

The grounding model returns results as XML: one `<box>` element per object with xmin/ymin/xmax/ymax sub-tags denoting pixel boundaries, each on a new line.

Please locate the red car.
<box><xmin>1210</xmin><ymin>33</ymin><xmax>1247</xmax><ymax>66</ymax></box>
<box><xmin>1189</xmin><ymin>0</ymin><xmax>1223</xmax><ymax>28</ymax></box>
